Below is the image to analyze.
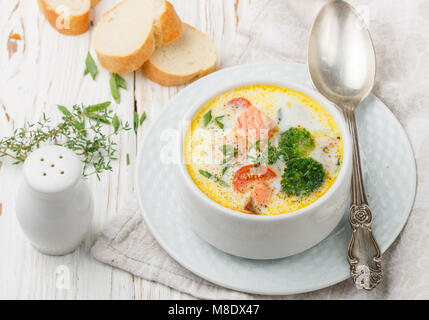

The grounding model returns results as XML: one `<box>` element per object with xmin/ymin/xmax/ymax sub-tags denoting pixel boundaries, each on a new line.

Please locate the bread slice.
<box><xmin>142</xmin><ymin>24</ymin><xmax>217</xmax><ymax>86</ymax></box>
<box><xmin>92</xmin><ymin>0</ymin><xmax>183</xmax><ymax>74</ymax></box>
<box><xmin>38</xmin><ymin>0</ymin><xmax>91</xmax><ymax>35</ymax></box>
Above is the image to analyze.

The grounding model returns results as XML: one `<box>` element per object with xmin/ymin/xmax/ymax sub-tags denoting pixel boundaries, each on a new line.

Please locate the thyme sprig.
<box><xmin>0</xmin><ymin>102</ymin><xmax>131</xmax><ymax>179</ymax></box>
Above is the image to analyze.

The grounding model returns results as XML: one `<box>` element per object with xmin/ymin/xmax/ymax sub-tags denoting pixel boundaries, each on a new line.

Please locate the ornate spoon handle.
<box><xmin>343</xmin><ymin>108</ymin><xmax>382</xmax><ymax>290</ymax></box>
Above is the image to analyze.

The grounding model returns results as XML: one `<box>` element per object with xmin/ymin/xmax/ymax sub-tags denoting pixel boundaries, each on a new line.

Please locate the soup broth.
<box><xmin>184</xmin><ymin>85</ymin><xmax>343</xmax><ymax>215</ymax></box>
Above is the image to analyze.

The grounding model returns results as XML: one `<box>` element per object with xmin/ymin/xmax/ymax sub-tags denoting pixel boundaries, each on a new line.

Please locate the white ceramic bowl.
<box><xmin>177</xmin><ymin>76</ymin><xmax>352</xmax><ymax>259</ymax></box>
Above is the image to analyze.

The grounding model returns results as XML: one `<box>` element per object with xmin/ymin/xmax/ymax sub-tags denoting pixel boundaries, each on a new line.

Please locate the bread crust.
<box><xmin>142</xmin><ymin>57</ymin><xmax>217</xmax><ymax>87</ymax></box>
<box><xmin>142</xmin><ymin>24</ymin><xmax>217</xmax><ymax>86</ymax></box>
<box><xmin>93</xmin><ymin>0</ymin><xmax>183</xmax><ymax>74</ymax></box>
<box><xmin>38</xmin><ymin>0</ymin><xmax>90</xmax><ymax>35</ymax></box>
<box><xmin>156</xmin><ymin>1</ymin><xmax>183</xmax><ymax>45</ymax></box>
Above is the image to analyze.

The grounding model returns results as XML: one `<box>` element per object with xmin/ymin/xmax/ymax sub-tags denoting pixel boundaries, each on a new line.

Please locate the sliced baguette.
<box><xmin>91</xmin><ymin>0</ymin><xmax>101</xmax><ymax>7</ymax></box>
<box><xmin>93</xmin><ymin>0</ymin><xmax>183</xmax><ymax>74</ymax></box>
<box><xmin>142</xmin><ymin>24</ymin><xmax>217</xmax><ymax>86</ymax></box>
<box><xmin>38</xmin><ymin>0</ymin><xmax>91</xmax><ymax>35</ymax></box>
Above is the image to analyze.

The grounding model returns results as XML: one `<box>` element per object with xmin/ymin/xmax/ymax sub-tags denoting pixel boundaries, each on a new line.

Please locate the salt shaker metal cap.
<box><xmin>15</xmin><ymin>145</ymin><xmax>93</xmax><ymax>255</ymax></box>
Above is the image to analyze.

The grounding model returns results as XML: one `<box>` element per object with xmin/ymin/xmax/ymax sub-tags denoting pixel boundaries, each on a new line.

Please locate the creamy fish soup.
<box><xmin>184</xmin><ymin>85</ymin><xmax>343</xmax><ymax>215</ymax></box>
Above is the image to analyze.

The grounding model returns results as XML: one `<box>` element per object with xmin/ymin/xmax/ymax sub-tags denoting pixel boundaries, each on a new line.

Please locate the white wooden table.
<box><xmin>0</xmin><ymin>0</ymin><xmax>242</xmax><ymax>299</ymax></box>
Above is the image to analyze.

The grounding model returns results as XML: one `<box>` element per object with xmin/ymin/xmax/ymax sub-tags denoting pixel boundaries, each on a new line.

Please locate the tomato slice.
<box><xmin>232</xmin><ymin>165</ymin><xmax>277</xmax><ymax>193</ymax></box>
<box><xmin>226</xmin><ymin>97</ymin><xmax>252</xmax><ymax>109</ymax></box>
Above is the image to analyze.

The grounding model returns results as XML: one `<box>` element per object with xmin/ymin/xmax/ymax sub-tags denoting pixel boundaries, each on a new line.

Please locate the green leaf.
<box><xmin>116</xmin><ymin>74</ymin><xmax>127</xmax><ymax>89</ymax></box>
<box><xmin>214</xmin><ymin>116</ymin><xmax>224</xmax><ymax>129</ymax></box>
<box><xmin>84</xmin><ymin>52</ymin><xmax>97</xmax><ymax>80</ymax></box>
<box><xmin>72</xmin><ymin>120</ymin><xmax>85</xmax><ymax>131</ymax></box>
<box><xmin>203</xmin><ymin>110</ymin><xmax>212</xmax><ymax>127</ymax></box>
<box><xmin>86</xmin><ymin>114</ymin><xmax>111</xmax><ymax>124</ymax></box>
<box><xmin>110</xmin><ymin>74</ymin><xmax>120</xmax><ymax>104</ymax></box>
<box><xmin>222</xmin><ymin>166</ymin><xmax>228</xmax><ymax>176</ymax></box>
<box><xmin>215</xmin><ymin>177</ymin><xmax>229</xmax><ymax>187</ymax></box>
<box><xmin>139</xmin><ymin>112</ymin><xmax>147</xmax><ymax>126</ymax></box>
<box><xmin>220</xmin><ymin>144</ymin><xmax>233</xmax><ymax>156</ymax></box>
<box><xmin>126</xmin><ymin>153</ymin><xmax>130</xmax><ymax>166</ymax></box>
<box><xmin>85</xmin><ymin>101</ymin><xmax>111</xmax><ymax>113</ymax></box>
<box><xmin>199</xmin><ymin>169</ymin><xmax>212</xmax><ymax>179</ymax></box>
<box><xmin>57</xmin><ymin>105</ymin><xmax>71</xmax><ymax>116</ymax></box>
<box><xmin>133</xmin><ymin>111</ymin><xmax>139</xmax><ymax>134</ymax></box>
<box><xmin>112</xmin><ymin>114</ymin><xmax>120</xmax><ymax>133</ymax></box>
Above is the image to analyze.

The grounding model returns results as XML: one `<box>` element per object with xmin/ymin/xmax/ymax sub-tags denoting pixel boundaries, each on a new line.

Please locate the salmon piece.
<box><xmin>226</xmin><ymin>97</ymin><xmax>252</xmax><ymax>109</ymax></box>
<box><xmin>245</xmin><ymin>183</ymin><xmax>273</xmax><ymax>214</ymax></box>
<box><xmin>234</xmin><ymin>105</ymin><xmax>278</xmax><ymax>143</ymax></box>
<box><xmin>251</xmin><ymin>183</ymin><xmax>273</xmax><ymax>205</ymax></box>
<box><xmin>233</xmin><ymin>165</ymin><xmax>277</xmax><ymax>193</ymax></box>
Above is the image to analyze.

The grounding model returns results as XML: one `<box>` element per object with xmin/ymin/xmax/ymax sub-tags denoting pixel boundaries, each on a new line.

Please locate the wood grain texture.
<box><xmin>0</xmin><ymin>0</ymin><xmax>241</xmax><ymax>299</ymax></box>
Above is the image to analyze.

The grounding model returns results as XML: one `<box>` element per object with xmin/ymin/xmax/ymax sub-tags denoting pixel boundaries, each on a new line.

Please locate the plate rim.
<box><xmin>135</xmin><ymin>62</ymin><xmax>417</xmax><ymax>295</ymax></box>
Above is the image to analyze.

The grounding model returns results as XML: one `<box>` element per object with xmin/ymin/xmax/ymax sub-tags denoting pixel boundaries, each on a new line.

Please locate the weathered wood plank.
<box><xmin>0</xmin><ymin>0</ymin><xmax>242</xmax><ymax>299</ymax></box>
<box><xmin>0</xmin><ymin>0</ymin><xmax>136</xmax><ymax>299</ymax></box>
<box><xmin>132</xmin><ymin>0</ymin><xmax>238</xmax><ymax>299</ymax></box>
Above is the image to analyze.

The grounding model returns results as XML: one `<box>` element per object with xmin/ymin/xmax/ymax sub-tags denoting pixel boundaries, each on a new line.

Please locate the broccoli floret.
<box><xmin>267</xmin><ymin>141</ymin><xmax>280</xmax><ymax>165</ymax></box>
<box><xmin>278</xmin><ymin>127</ymin><xmax>315</xmax><ymax>160</ymax></box>
<box><xmin>281</xmin><ymin>157</ymin><xmax>325</xmax><ymax>196</ymax></box>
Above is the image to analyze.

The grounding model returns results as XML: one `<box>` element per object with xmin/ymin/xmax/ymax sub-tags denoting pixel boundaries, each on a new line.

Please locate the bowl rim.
<box><xmin>178</xmin><ymin>76</ymin><xmax>352</xmax><ymax>221</ymax></box>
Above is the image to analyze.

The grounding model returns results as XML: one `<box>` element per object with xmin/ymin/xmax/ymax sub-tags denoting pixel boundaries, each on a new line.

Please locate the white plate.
<box><xmin>135</xmin><ymin>62</ymin><xmax>416</xmax><ymax>295</ymax></box>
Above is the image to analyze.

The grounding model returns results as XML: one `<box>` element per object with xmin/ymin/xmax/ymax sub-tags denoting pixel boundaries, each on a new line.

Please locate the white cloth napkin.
<box><xmin>92</xmin><ymin>0</ymin><xmax>429</xmax><ymax>299</ymax></box>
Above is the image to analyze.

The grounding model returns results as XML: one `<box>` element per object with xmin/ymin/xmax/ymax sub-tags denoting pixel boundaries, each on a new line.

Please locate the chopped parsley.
<box><xmin>203</xmin><ymin>111</ymin><xmax>212</xmax><ymax>127</ymax></box>
<box><xmin>199</xmin><ymin>169</ymin><xmax>229</xmax><ymax>187</ymax></box>
<box><xmin>202</xmin><ymin>111</ymin><xmax>225</xmax><ymax>129</ymax></box>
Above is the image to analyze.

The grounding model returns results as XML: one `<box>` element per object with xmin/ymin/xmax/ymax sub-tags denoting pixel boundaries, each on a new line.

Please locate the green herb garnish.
<box><xmin>126</xmin><ymin>153</ymin><xmax>130</xmax><ymax>166</ymax></box>
<box><xmin>222</xmin><ymin>166</ymin><xmax>228</xmax><ymax>176</ymax></box>
<box><xmin>85</xmin><ymin>101</ymin><xmax>111</xmax><ymax>113</ymax></box>
<box><xmin>214</xmin><ymin>115</ymin><xmax>225</xmax><ymax>129</ymax></box>
<box><xmin>132</xmin><ymin>111</ymin><xmax>147</xmax><ymax>134</ymax></box>
<box><xmin>116</xmin><ymin>75</ymin><xmax>126</xmax><ymax>89</ymax></box>
<box><xmin>110</xmin><ymin>73</ymin><xmax>126</xmax><ymax>104</ymax></box>
<box><xmin>215</xmin><ymin>177</ymin><xmax>229</xmax><ymax>187</ymax></box>
<box><xmin>199</xmin><ymin>169</ymin><xmax>229</xmax><ymax>187</ymax></box>
<box><xmin>199</xmin><ymin>169</ymin><xmax>212</xmax><ymax>179</ymax></box>
<box><xmin>203</xmin><ymin>111</ymin><xmax>212</xmax><ymax>127</ymax></box>
<box><xmin>220</xmin><ymin>144</ymin><xmax>238</xmax><ymax>165</ymax></box>
<box><xmin>202</xmin><ymin>111</ymin><xmax>225</xmax><ymax>129</ymax></box>
<box><xmin>0</xmin><ymin>102</ymin><xmax>131</xmax><ymax>179</ymax></box>
<box><xmin>139</xmin><ymin>112</ymin><xmax>147</xmax><ymax>126</ymax></box>
<box><xmin>221</xmin><ymin>144</ymin><xmax>232</xmax><ymax>156</ymax></box>
<box><xmin>84</xmin><ymin>52</ymin><xmax>98</xmax><ymax>80</ymax></box>
<box><xmin>133</xmin><ymin>111</ymin><xmax>139</xmax><ymax>134</ymax></box>
<box><xmin>112</xmin><ymin>114</ymin><xmax>120</xmax><ymax>133</ymax></box>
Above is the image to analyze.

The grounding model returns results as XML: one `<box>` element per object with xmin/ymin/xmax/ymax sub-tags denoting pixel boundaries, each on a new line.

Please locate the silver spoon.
<box><xmin>308</xmin><ymin>0</ymin><xmax>382</xmax><ymax>290</ymax></box>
